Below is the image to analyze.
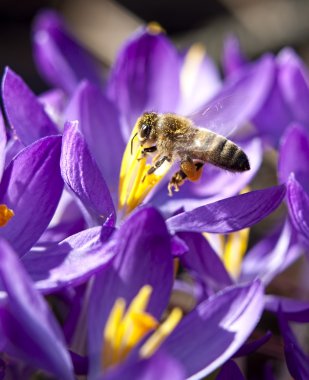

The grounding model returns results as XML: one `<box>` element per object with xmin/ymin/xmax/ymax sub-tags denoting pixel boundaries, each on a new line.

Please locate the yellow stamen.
<box><xmin>139</xmin><ymin>307</ymin><xmax>183</xmax><ymax>358</ymax></box>
<box><xmin>102</xmin><ymin>285</ymin><xmax>182</xmax><ymax>370</ymax></box>
<box><xmin>223</xmin><ymin>228</ymin><xmax>250</xmax><ymax>279</ymax></box>
<box><xmin>147</xmin><ymin>22</ymin><xmax>166</xmax><ymax>35</ymax></box>
<box><xmin>0</xmin><ymin>204</ymin><xmax>14</xmax><ymax>227</ymax></box>
<box><xmin>118</xmin><ymin>122</ymin><xmax>171</xmax><ymax>217</ymax></box>
<box><xmin>102</xmin><ymin>298</ymin><xmax>126</xmax><ymax>369</ymax></box>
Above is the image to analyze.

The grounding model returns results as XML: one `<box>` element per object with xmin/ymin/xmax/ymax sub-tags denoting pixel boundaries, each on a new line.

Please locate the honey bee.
<box><xmin>131</xmin><ymin>102</ymin><xmax>250</xmax><ymax>196</ymax></box>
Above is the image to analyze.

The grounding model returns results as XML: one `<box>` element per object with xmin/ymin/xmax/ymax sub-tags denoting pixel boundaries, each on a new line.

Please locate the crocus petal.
<box><xmin>2</xmin><ymin>67</ymin><xmax>58</xmax><ymax>146</ymax></box>
<box><xmin>38</xmin><ymin>88</ymin><xmax>67</xmax><ymax>125</ymax></box>
<box><xmin>0</xmin><ymin>239</ymin><xmax>74</xmax><ymax>380</ymax></box>
<box><xmin>216</xmin><ymin>360</ymin><xmax>245</xmax><ymax>380</ymax></box>
<box><xmin>179</xmin><ymin>231</ymin><xmax>233</xmax><ymax>293</ymax></box>
<box><xmin>102</xmin><ymin>353</ymin><xmax>185</xmax><ymax>380</ymax></box>
<box><xmin>240</xmin><ymin>220</ymin><xmax>302</xmax><ymax>285</ymax></box>
<box><xmin>88</xmin><ymin>206</ymin><xmax>174</xmax><ymax>379</ymax></box>
<box><xmin>162</xmin><ymin>280</ymin><xmax>264</xmax><ymax>379</ymax></box>
<box><xmin>234</xmin><ymin>331</ymin><xmax>272</xmax><ymax>357</ymax></box>
<box><xmin>287</xmin><ymin>174</ymin><xmax>309</xmax><ymax>246</ymax></box>
<box><xmin>61</xmin><ymin>120</ymin><xmax>115</xmax><ymax>226</ymax></box>
<box><xmin>0</xmin><ymin>136</ymin><xmax>63</xmax><ymax>256</ymax></box>
<box><xmin>21</xmin><ymin>226</ymin><xmax>115</xmax><ymax>293</ymax></box>
<box><xmin>265</xmin><ymin>296</ymin><xmax>309</xmax><ymax>323</ymax></box>
<box><xmin>32</xmin><ymin>10</ymin><xmax>102</xmax><ymax>94</ymax></box>
<box><xmin>178</xmin><ymin>47</ymin><xmax>221</xmax><ymax>115</ymax></box>
<box><xmin>222</xmin><ymin>34</ymin><xmax>248</xmax><ymax>76</ymax></box>
<box><xmin>278</xmin><ymin>309</ymin><xmax>309</xmax><ymax>379</ymax></box>
<box><xmin>166</xmin><ymin>185</ymin><xmax>286</xmax><ymax>234</ymax></box>
<box><xmin>107</xmin><ymin>26</ymin><xmax>180</xmax><ymax>137</ymax></box>
<box><xmin>278</xmin><ymin>48</ymin><xmax>309</xmax><ymax>126</ymax></box>
<box><xmin>0</xmin><ymin>109</ymin><xmax>6</xmax><ymax>181</ymax></box>
<box><xmin>279</xmin><ymin>123</ymin><xmax>309</xmax><ymax>192</ymax></box>
<box><xmin>64</xmin><ymin>81</ymin><xmax>124</xmax><ymax>195</ymax></box>
<box><xmin>188</xmin><ymin>54</ymin><xmax>274</xmax><ymax>137</ymax></box>
<box><xmin>171</xmin><ymin>235</ymin><xmax>189</xmax><ymax>257</ymax></box>
<box><xmin>39</xmin><ymin>190</ymin><xmax>86</xmax><ymax>243</ymax></box>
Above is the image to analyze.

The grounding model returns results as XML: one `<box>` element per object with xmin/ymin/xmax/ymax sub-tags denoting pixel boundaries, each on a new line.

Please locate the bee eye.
<box><xmin>140</xmin><ymin>124</ymin><xmax>151</xmax><ymax>139</ymax></box>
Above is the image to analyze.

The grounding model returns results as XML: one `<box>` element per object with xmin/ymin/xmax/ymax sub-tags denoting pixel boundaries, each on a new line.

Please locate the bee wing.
<box><xmin>186</xmin><ymin>55</ymin><xmax>273</xmax><ymax>137</ymax></box>
<box><xmin>187</xmin><ymin>94</ymin><xmax>242</xmax><ymax>137</ymax></box>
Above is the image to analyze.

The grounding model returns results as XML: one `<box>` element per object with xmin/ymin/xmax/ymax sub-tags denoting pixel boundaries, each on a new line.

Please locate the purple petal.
<box><xmin>0</xmin><ymin>109</ymin><xmax>6</xmax><ymax>181</ymax></box>
<box><xmin>166</xmin><ymin>185</ymin><xmax>286</xmax><ymax>234</ymax></box>
<box><xmin>107</xmin><ymin>27</ymin><xmax>180</xmax><ymax>137</ymax></box>
<box><xmin>287</xmin><ymin>175</ymin><xmax>309</xmax><ymax>246</ymax></box>
<box><xmin>278</xmin><ymin>309</ymin><xmax>309</xmax><ymax>379</ymax></box>
<box><xmin>265</xmin><ymin>296</ymin><xmax>309</xmax><ymax>323</ymax></box>
<box><xmin>279</xmin><ymin>123</ymin><xmax>309</xmax><ymax>192</ymax></box>
<box><xmin>0</xmin><ymin>239</ymin><xmax>74</xmax><ymax>380</ymax></box>
<box><xmin>64</xmin><ymin>81</ymin><xmax>124</xmax><ymax>195</ymax></box>
<box><xmin>61</xmin><ymin>120</ymin><xmax>115</xmax><ymax>226</ymax></box>
<box><xmin>188</xmin><ymin>54</ymin><xmax>274</xmax><ymax>137</ymax></box>
<box><xmin>178</xmin><ymin>52</ymin><xmax>221</xmax><ymax>115</ymax></box>
<box><xmin>38</xmin><ymin>88</ymin><xmax>67</xmax><ymax>125</ymax></box>
<box><xmin>162</xmin><ymin>280</ymin><xmax>264</xmax><ymax>379</ymax></box>
<box><xmin>88</xmin><ymin>206</ymin><xmax>174</xmax><ymax>379</ymax></box>
<box><xmin>216</xmin><ymin>360</ymin><xmax>245</xmax><ymax>380</ymax></box>
<box><xmin>278</xmin><ymin>48</ymin><xmax>309</xmax><ymax>126</ymax></box>
<box><xmin>171</xmin><ymin>235</ymin><xmax>189</xmax><ymax>257</ymax></box>
<box><xmin>252</xmin><ymin>56</ymin><xmax>294</xmax><ymax>147</ymax></box>
<box><xmin>0</xmin><ymin>136</ymin><xmax>63</xmax><ymax>256</ymax></box>
<box><xmin>222</xmin><ymin>34</ymin><xmax>248</xmax><ymax>76</ymax></box>
<box><xmin>2</xmin><ymin>67</ymin><xmax>58</xmax><ymax>146</ymax></box>
<box><xmin>179</xmin><ymin>231</ymin><xmax>233</xmax><ymax>292</ymax></box>
<box><xmin>240</xmin><ymin>220</ymin><xmax>302</xmax><ymax>285</ymax></box>
<box><xmin>102</xmin><ymin>353</ymin><xmax>185</xmax><ymax>380</ymax></box>
<box><xmin>39</xmin><ymin>191</ymin><xmax>86</xmax><ymax>243</ymax></box>
<box><xmin>32</xmin><ymin>10</ymin><xmax>102</xmax><ymax>94</ymax></box>
<box><xmin>21</xmin><ymin>226</ymin><xmax>115</xmax><ymax>293</ymax></box>
<box><xmin>234</xmin><ymin>331</ymin><xmax>272</xmax><ymax>357</ymax></box>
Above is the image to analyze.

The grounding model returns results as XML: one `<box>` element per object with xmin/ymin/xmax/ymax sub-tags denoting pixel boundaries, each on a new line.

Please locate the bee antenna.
<box><xmin>131</xmin><ymin>132</ymin><xmax>138</xmax><ymax>155</ymax></box>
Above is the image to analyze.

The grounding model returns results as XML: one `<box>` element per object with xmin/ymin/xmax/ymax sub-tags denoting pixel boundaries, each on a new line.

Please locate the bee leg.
<box><xmin>168</xmin><ymin>170</ymin><xmax>187</xmax><ymax>196</ymax></box>
<box><xmin>180</xmin><ymin>158</ymin><xmax>204</xmax><ymax>182</ymax></box>
<box><xmin>167</xmin><ymin>159</ymin><xmax>204</xmax><ymax>196</ymax></box>
<box><xmin>142</xmin><ymin>155</ymin><xmax>170</xmax><ymax>182</ymax></box>
<box><xmin>137</xmin><ymin>146</ymin><xmax>157</xmax><ymax>161</ymax></box>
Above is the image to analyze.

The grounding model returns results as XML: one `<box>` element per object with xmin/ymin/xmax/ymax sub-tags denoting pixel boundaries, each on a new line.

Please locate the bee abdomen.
<box><xmin>204</xmin><ymin>134</ymin><xmax>250</xmax><ymax>172</ymax></box>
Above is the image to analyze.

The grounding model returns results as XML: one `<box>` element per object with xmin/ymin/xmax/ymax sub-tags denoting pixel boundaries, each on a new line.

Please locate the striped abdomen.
<box><xmin>192</xmin><ymin>130</ymin><xmax>250</xmax><ymax>172</ymax></box>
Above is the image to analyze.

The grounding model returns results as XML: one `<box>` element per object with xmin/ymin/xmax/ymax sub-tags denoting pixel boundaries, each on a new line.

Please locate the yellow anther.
<box><xmin>118</xmin><ymin>124</ymin><xmax>170</xmax><ymax>217</ymax></box>
<box><xmin>139</xmin><ymin>307</ymin><xmax>183</xmax><ymax>358</ymax></box>
<box><xmin>102</xmin><ymin>286</ymin><xmax>182</xmax><ymax>370</ymax></box>
<box><xmin>147</xmin><ymin>22</ymin><xmax>166</xmax><ymax>35</ymax></box>
<box><xmin>102</xmin><ymin>298</ymin><xmax>126</xmax><ymax>369</ymax></box>
<box><xmin>0</xmin><ymin>204</ymin><xmax>14</xmax><ymax>227</ymax></box>
<box><xmin>223</xmin><ymin>228</ymin><xmax>249</xmax><ymax>279</ymax></box>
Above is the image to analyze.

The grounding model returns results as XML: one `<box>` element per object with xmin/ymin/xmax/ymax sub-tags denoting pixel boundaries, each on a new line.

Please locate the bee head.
<box><xmin>137</xmin><ymin>112</ymin><xmax>159</xmax><ymax>146</ymax></box>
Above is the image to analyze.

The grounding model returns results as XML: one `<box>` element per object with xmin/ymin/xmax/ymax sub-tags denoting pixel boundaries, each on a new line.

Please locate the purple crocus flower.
<box><xmin>278</xmin><ymin>123</ymin><xmax>309</xmax><ymax>248</ymax></box>
<box><xmin>0</xmin><ymin>238</ymin><xmax>74</xmax><ymax>379</ymax></box>
<box><xmin>223</xmin><ymin>36</ymin><xmax>309</xmax><ymax>147</ymax></box>
<box><xmin>0</xmin><ymin>9</ymin><xmax>300</xmax><ymax>380</ymax></box>
<box><xmin>85</xmin><ymin>206</ymin><xmax>265</xmax><ymax>380</ymax></box>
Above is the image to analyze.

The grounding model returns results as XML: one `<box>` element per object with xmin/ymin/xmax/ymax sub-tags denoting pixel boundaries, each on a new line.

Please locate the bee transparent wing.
<box><xmin>186</xmin><ymin>55</ymin><xmax>273</xmax><ymax>137</ymax></box>
<box><xmin>187</xmin><ymin>94</ymin><xmax>244</xmax><ymax>138</ymax></box>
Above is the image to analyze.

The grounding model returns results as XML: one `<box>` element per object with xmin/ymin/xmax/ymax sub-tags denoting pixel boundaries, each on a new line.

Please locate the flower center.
<box><xmin>0</xmin><ymin>204</ymin><xmax>14</xmax><ymax>227</ymax></box>
<box><xmin>102</xmin><ymin>285</ymin><xmax>182</xmax><ymax>370</ymax></box>
<box><xmin>118</xmin><ymin>123</ymin><xmax>170</xmax><ymax>217</ymax></box>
